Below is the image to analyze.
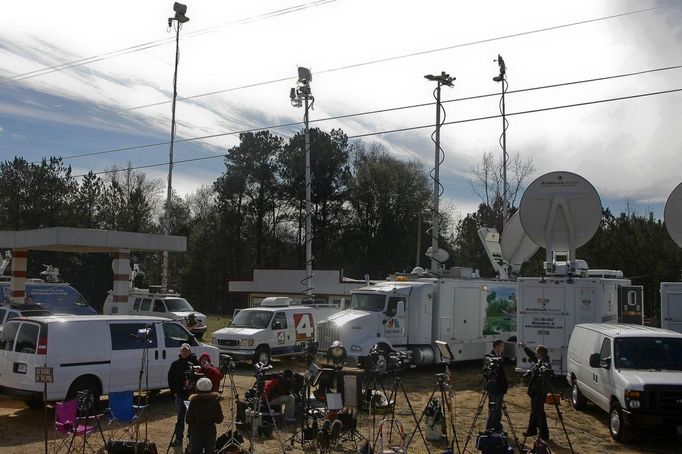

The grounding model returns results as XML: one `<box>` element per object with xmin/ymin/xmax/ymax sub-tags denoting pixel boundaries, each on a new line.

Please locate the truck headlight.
<box><xmin>239</xmin><ymin>339</ymin><xmax>254</xmax><ymax>347</ymax></box>
<box><xmin>629</xmin><ymin>399</ymin><xmax>640</xmax><ymax>409</ymax></box>
<box><xmin>211</xmin><ymin>337</ymin><xmax>218</xmax><ymax>346</ymax></box>
<box><xmin>350</xmin><ymin>345</ymin><xmax>362</xmax><ymax>352</ymax></box>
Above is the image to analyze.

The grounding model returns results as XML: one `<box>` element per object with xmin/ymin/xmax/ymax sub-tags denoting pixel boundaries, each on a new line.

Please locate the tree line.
<box><xmin>1</xmin><ymin>129</ymin><xmax>680</xmax><ymax>321</ymax></box>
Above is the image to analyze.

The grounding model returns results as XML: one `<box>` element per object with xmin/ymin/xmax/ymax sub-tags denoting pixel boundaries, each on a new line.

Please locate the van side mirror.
<box><xmin>396</xmin><ymin>300</ymin><xmax>405</xmax><ymax>315</ymax></box>
<box><xmin>589</xmin><ymin>353</ymin><xmax>601</xmax><ymax>368</ymax></box>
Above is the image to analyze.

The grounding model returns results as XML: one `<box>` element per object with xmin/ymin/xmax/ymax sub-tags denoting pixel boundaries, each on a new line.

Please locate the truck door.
<box><xmin>108</xmin><ymin>322</ymin><xmax>160</xmax><ymax>392</ymax></box>
<box><xmin>591</xmin><ymin>336</ymin><xmax>613</xmax><ymax>411</ymax></box>
<box><xmin>383</xmin><ymin>297</ymin><xmax>408</xmax><ymax>346</ymax></box>
<box><xmin>271</xmin><ymin>312</ymin><xmax>291</xmax><ymax>356</ymax></box>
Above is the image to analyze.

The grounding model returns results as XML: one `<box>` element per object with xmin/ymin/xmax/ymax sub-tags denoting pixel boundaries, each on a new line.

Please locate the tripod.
<box><xmin>379</xmin><ymin>377</ymin><xmax>430</xmax><ymax>453</ymax></box>
<box><xmin>216</xmin><ymin>361</ymin><xmax>245</xmax><ymax>453</ymax></box>
<box><xmin>133</xmin><ymin>323</ymin><xmax>158</xmax><ymax>453</ymax></box>
<box><xmin>243</xmin><ymin>365</ymin><xmax>289</xmax><ymax>454</ymax></box>
<box><xmin>462</xmin><ymin>387</ymin><xmax>522</xmax><ymax>454</ymax></box>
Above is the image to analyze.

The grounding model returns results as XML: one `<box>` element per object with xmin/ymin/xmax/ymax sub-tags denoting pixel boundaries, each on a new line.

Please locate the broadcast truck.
<box><xmin>316</xmin><ymin>266</ymin><xmax>517</xmax><ymax>371</ymax></box>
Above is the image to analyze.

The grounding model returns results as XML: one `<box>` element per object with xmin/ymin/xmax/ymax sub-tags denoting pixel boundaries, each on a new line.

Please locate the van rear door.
<box><xmin>0</xmin><ymin>320</ymin><xmax>44</xmax><ymax>398</ymax></box>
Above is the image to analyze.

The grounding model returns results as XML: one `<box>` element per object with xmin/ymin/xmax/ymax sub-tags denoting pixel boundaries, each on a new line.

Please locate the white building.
<box><xmin>228</xmin><ymin>269</ymin><xmax>367</xmax><ymax>308</ymax></box>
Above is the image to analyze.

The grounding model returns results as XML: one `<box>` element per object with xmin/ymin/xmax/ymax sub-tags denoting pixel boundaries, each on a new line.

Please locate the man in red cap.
<box><xmin>199</xmin><ymin>353</ymin><xmax>224</xmax><ymax>393</ymax></box>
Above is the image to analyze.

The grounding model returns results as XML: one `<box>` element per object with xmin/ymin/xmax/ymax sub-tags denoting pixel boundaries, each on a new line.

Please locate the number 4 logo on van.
<box><xmin>294</xmin><ymin>313</ymin><xmax>314</xmax><ymax>340</ymax></box>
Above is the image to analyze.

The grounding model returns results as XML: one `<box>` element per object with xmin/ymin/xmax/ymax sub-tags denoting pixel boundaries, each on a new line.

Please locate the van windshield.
<box><xmin>164</xmin><ymin>298</ymin><xmax>193</xmax><ymax>312</ymax></box>
<box><xmin>350</xmin><ymin>294</ymin><xmax>386</xmax><ymax>312</ymax></box>
<box><xmin>615</xmin><ymin>337</ymin><xmax>682</xmax><ymax>370</ymax></box>
<box><xmin>230</xmin><ymin>311</ymin><xmax>272</xmax><ymax>329</ymax></box>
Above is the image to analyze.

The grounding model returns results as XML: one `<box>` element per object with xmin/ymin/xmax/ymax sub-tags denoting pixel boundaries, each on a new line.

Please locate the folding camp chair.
<box><xmin>54</xmin><ymin>397</ymin><xmax>102</xmax><ymax>453</ymax></box>
<box><xmin>106</xmin><ymin>390</ymin><xmax>147</xmax><ymax>442</ymax></box>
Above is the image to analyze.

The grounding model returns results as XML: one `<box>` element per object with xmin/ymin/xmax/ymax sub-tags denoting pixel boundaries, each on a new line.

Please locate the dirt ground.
<box><xmin>1</xmin><ymin>359</ymin><xmax>680</xmax><ymax>454</ymax></box>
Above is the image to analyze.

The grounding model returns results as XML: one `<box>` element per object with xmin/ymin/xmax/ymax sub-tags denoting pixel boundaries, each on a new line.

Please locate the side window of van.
<box><xmin>153</xmin><ymin>300</ymin><xmax>166</xmax><ymax>313</ymax></box>
<box><xmin>110</xmin><ymin>323</ymin><xmax>159</xmax><ymax>350</ymax></box>
<box><xmin>15</xmin><ymin>323</ymin><xmax>39</xmax><ymax>354</ymax></box>
<box><xmin>163</xmin><ymin>322</ymin><xmax>196</xmax><ymax>348</ymax></box>
<box><xmin>7</xmin><ymin>311</ymin><xmax>20</xmax><ymax>321</ymax></box>
<box><xmin>133</xmin><ymin>298</ymin><xmax>142</xmax><ymax>311</ymax></box>
<box><xmin>599</xmin><ymin>338</ymin><xmax>611</xmax><ymax>360</ymax></box>
<box><xmin>0</xmin><ymin>322</ymin><xmax>19</xmax><ymax>351</ymax></box>
<box><xmin>272</xmin><ymin>312</ymin><xmax>288</xmax><ymax>330</ymax></box>
<box><xmin>0</xmin><ymin>308</ymin><xmax>7</xmax><ymax>324</ymax></box>
<box><xmin>140</xmin><ymin>299</ymin><xmax>152</xmax><ymax>311</ymax></box>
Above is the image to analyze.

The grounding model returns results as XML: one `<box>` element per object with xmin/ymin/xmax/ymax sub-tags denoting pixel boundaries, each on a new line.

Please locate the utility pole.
<box><xmin>493</xmin><ymin>55</ymin><xmax>508</xmax><ymax>227</ymax></box>
<box><xmin>424</xmin><ymin>71</ymin><xmax>455</xmax><ymax>274</ymax></box>
<box><xmin>290</xmin><ymin>67</ymin><xmax>315</xmax><ymax>300</ymax></box>
<box><xmin>162</xmin><ymin>2</ymin><xmax>189</xmax><ymax>290</ymax></box>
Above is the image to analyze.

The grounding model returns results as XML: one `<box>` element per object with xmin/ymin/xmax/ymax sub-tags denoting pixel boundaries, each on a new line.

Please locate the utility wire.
<box><xmin>70</xmin><ymin>86</ymin><xmax>682</xmax><ymax>178</ymax></box>
<box><xmin>54</xmin><ymin>63</ymin><xmax>682</xmax><ymax>162</ymax></box>
<box><xmin>121</xmin><ymin>1</ymin><xmax>682</xmax><ymax>112</ymax></box>
<box><xmin>3</xmin><ymin>0</ymin><xmax>336</xmax><ymax>82</ymax></box>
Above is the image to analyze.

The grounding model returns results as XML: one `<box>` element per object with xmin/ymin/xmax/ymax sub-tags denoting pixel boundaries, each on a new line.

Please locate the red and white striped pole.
<box><xmin>112</xmin><ymin>250</ymin><xmax>131</xmax><ymax>313</ymax></box>
<box><xmin>10</xmin><ymin>249</ymin><xmax>28</xmax><ymax>304</ymax></box>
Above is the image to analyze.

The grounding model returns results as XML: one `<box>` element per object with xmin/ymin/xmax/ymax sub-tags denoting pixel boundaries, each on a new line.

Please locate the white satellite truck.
<box><xmin>660</xmin><ymin>182</ymin><xmax>682</xmax><ymax>334</ymax></box>
<box><xmin>316</xmin><ymin>260</ymin><xmax>519</xmax><ymax>371</ymax></box>
<box><xmin>514</xmin><ymin>171</ymin><xmax>643</xmax><ymax>374</ymax></box>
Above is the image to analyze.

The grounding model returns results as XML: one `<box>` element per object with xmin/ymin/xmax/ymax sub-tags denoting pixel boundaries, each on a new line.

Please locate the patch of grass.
<box><xmin>205</xmin><ymin>315</ymin><xmax>231</xmax><ymax>338</ymax></box>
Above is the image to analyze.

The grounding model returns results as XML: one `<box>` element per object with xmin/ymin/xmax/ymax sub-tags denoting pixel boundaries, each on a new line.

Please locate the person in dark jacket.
<box><xmin>199</xmin><ymin>353</ymin><xmax>224</xmax><ymax>393</ymax></box>
<box><xmin>186</xmin><ymin>377</ymin><xmax>224</xmax><ymax>454</ymax></box>
<box><xmin>168</xmin><ymin>343</ymin><xmax>199</xmax><ymax>447</ymax></box>
<box><xmin>522</xmin><ymin>344</ymin><xmax>551</xmax><ymax>440</ymax></box>
<box><xmin>263</xmin><ymin>369</ymin><xmax>296</xmax><ymax>421</ymax></box>
<box><xmin>484</xmin><ymin>339</ymin><xmax>509</xmax><ymax>432</ymax></box>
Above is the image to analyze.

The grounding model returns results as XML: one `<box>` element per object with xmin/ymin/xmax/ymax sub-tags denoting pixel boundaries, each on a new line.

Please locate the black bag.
<box><xmin>530</xmin><ymin>438</ymin><xmax>552</xmax><ymax>454</ymax></box>
<box><xmin>105</xmin><ymin>440</ymin><xmax>158</xmax><ymax>453</ymax></box>
<box><xmin>476</xmin><ymin>430</ymin><xmax>512</xmax><ymax>454</ymax></box>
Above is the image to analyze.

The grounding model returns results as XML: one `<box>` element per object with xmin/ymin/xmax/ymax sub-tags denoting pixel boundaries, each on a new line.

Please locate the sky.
<box><xmin>1</xmin><ymin>0</ymin><xmax>681</xmax><ymax>221</ymax></box>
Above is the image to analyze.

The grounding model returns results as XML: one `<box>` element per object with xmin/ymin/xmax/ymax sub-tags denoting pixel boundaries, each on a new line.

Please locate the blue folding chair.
<box><xmin>106</xmin><ymin>391</ymin><xmax>147</xmax><ymax>442</ymax></box>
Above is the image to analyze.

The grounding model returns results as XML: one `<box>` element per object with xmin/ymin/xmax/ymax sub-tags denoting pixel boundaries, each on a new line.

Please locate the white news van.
<box><xmin>0</xmin><ymin>315</ymin><xmax>219</xmax><ymax>406</ymax></box>
<box><xmin>317</xmin><ymin>267</ymin><xmax>518</xmax><ymax>369</ymax></box>
<box><xmin>567</xmin><ymin>323</ymin><xmax>682</xmax><ymax>441</ymax></box>
<box><xmin>515</xmin><ymin>266</ymin><xmax>641</xmax><ymax>375</ymax></box>
<box><xmin>103</xmin><ymin>287</ymin><xmax>208</xmax><ymax>339</ymax></box>
<box><xmin>211</xmin><ymin>297</ymin><xmax>336</xmax><ymax>365</ymax></box>
<box><xmin>660</xmin><ymin>282</ymin><xmax>682</xmax><ymax>334</ymax></box>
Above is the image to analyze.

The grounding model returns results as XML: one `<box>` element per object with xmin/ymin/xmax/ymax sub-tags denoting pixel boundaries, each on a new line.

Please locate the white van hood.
<box><xmin>326</xmin><ymin>310</ymin><xmax>371</xmax><ymax>326</ymax></box>
<box><xmin>215</xmin><ymin>327</ymin><xmax>263</xmax><ymax>338</ymax></box>
<box><xmin>173</xmin><ymin>311</ymin><xmax>206</xmax><ymax>318</ymax></box>
<box><xmin>618</xmin><ymin>369</ymin><xmax>682</xmax><ymax>388</ymax></box>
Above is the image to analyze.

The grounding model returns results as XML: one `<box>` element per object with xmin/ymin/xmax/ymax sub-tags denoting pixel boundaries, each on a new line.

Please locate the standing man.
<box><xmin>484</xmin><ymin>339</ymin><xmax>509</xmax><ymax>432</ymax></box>
<box><xmin>522</xmin><ymin>344</ymin><xmax>552</xmax><ymax>441</ymax></box>
<box><xmin>168</xmin><ymin>343</ymin><xmax>199</xmax><ymax>447</ymax></box>
<box><xmin>186</xmin><ymin>377</ymin><xmax>224</xmax><ymax>454</ymax></box>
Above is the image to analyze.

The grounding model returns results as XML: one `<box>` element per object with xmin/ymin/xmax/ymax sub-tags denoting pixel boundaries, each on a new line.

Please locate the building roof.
<box><xmin>229</xmin><ymin>269</ymin><xmax>365</xmax><ymax>295</ymax></box>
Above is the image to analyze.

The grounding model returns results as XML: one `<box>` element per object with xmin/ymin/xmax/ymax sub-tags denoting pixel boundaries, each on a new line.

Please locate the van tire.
<box><xmin>609</xmin><ymin>401</ymin><xmax>632</xmax><ymax>442</ymax></box>
<box><xmin>253</xmin><ymin>346</ymin><xmax>270</xmax><ymax>366</ymax></box>
<box><xmin>66</xmin><ymin>377</ymin><xmax>101</xmax><ymax>408</ymax></box>
<box><xmin>571</xmin><ymin>380</ymin><xmax>587</xmax><ymax>410</ymax></box>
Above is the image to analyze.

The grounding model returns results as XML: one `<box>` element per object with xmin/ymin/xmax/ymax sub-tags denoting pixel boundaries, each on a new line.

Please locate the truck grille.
<box><xmin>644</xmin><ymin>385</ymin><xmax>682</xmax><ymax>413</ymax></box>
<box><xmin>217</xmin><ymin>339</ymin><xmax>239</xmax><ymax>347</ymax></box>
<box><xmin>317</xmin><ymin>322</ymin><xmax>338</xmax><ymax>351</ymax></box>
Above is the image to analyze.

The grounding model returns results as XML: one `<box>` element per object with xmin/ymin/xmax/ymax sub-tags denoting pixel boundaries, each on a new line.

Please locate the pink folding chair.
<box><xmin>54</xmin><ymin>399</ymin><xmax>99</xmax><ymax>453</ymax></box>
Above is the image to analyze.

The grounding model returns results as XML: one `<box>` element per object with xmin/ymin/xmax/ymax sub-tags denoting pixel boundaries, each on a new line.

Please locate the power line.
<box><xmin>54</xmin><ymin>63</ymin><xmax>682</xmax><ymax>162</ymax></box>
<box><xmin>121</xmin><ymin>1</ymin><xmax>682</xmax><ymax>112</ymax></box>
<box><xmin>3</xmin><ymin>0</ymin><xmax>336</xmax><ymax>82</ymax></box>
<box><xmin>70</xmin><ymin>86</ymin><xmax>682</xmax><ymax>178</ymax></box>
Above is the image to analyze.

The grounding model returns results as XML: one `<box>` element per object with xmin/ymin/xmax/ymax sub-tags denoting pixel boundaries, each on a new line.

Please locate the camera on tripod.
<box><xmin>363</xmin><ymin>344</ymin><xmax>409</xmax><ymax>375</ymax></box>
<box><xmin>219</xmin><ymin>354</ymin><xmax>235</xmax><ymax>375</ymax></box>
<box><xmin>182</xmin><ymin>366</ymin><xmax>201</xmax><ymax>393</ymax></box>
<box><xmin>482</xmin><ymin>355</ymin><xmax>503</xmax><ymax>381</ymax></box>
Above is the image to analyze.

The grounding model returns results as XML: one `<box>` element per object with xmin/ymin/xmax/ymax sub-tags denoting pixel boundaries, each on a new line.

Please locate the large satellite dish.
<box><xmin>519</xmin><ymin>171</ymin><xmax>601</xmax><ymax>270</ymax></box>
<box><xmin>664</xmin><ymin>182</ymin><xmax>682</xmax><ymax>248</ymax></box>
<box><xmin>501</xmin><ymin>211</ymin><xmax>540</xmax><ymax>274</ymax></box>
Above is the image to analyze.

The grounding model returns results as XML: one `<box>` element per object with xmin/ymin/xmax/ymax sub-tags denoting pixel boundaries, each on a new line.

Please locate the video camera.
<box><xmin>482</xmin><ymin>355</ymin><xmax>503</xmax><ymax>381</ymax></box>
<box><xmin>182</xmin><ymin>365</ymin><xmax>202</xmax><ymax>393</ymax></box>
<box><xmin>535</xmin><ymin>360</ymin><xmax>553</xmax><ymax>378</ymax></box>
<box><xmin>219</xmin><ymin>354</ymin><xmax>235</xmax><ymax>375</ymax></box>
<box><xmin>364</xmin><ymin>344</ymin><xmax>409</xmax><ymax>375</ymax></box>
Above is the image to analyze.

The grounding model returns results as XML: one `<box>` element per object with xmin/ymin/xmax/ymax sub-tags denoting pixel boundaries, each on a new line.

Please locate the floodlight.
<box><xmin>424</xmin><ymin>74</ymin><xmax>438</xmax><ymax>81</ymax></box>
<box><xmin>425</xmin><ymin>71</ymin><xmax>455</xmax><ymax>87</ymax></box>
<box><xmin>435</xmin><ymin>340</ymin><xmax>454</xmax><ymax>363</ymax></box>
<box><xmin>493</xmin><ymin>54</ymin><xmax>506</xmax><ymax>82</ymax></box>
<box><xmin>290</xmin><ymin>87</ymin><xmax>297</xmax><ymax>100</ymax></box>
<box><xmin>298</xmin><ymin>66</ymin><xmax>312</xmax><ymax>83</ymax></box>
<box><xmin>173</xmin><ymin>2</ymin><xmax>187</xmax><ymax>15</ymax></box>
<box><xmin>327</xmin><ymin>340</ymin><xmax>347</xmax><ymax>366</ymax></box>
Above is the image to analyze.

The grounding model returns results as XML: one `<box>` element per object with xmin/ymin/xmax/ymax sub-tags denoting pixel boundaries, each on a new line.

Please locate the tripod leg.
<box><xmin>396</xmin><ymin>381</ymin><xmax>431</xmax><ymax>454</ymax></box>
<box><xmin>548</xmin><ymin>382</ymin><xmax>575</xmax><ymax>454</ymax></box>
<box><xmin>501</xmin><ymin>403</ymin><xmax>522</xmax><ymax>453</ymax></box>
<box><xmin>441</xmin><ymin>387</ymin><xmax>461</xmax><ymax>454</ymax></box>
<box><xmin>462</xmin><ymin>390</ymin><xmax>487</xmax><ymax>454</ymax></box>
<box><xmin>405</xmin><ymin>385</ymin><xmax>440</xmax><ymax>448</ymax></box>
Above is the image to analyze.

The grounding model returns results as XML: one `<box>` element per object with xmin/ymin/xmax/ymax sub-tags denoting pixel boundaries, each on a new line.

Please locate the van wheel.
<box><xmin>66</xmin><ymin>377</ymin><xmax>101</xmax><ymax>408</ymax></box>
<box><xmin>253</xmin><ymin>346</ymin><xmax>270</xmax><ymax>366</ymax></box>
<box><xmin>571</xmin><ymin>381</ymin><xmax>587</xmax><ymax>410</ymax></box>
<box><xmin>609</xmin><ymin>402</ymin><xmax>632</xmax><ymax>442</ymax></box>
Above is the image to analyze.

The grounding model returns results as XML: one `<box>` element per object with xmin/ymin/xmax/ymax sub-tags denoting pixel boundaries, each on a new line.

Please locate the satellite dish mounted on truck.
<box><xmin>478</xmin><ymin>211</ymin><xmax>539</xmax><ymax>279</ymax></box>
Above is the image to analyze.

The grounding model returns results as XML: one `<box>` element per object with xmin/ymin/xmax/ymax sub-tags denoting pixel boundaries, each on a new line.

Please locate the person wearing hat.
<box><xmin>168</xmin><ymin>343</ymin><xmax>199</xmax><ymax>447</ymax></box>
<box><xmin>199</xmin><ymin>353</ymin><xmax>224</xmax><ymax>393</ymax></box>
<box><xmin>186</xmin><ymin>377</ymin><xmax>224</xmax><ymax>454</ymax></box>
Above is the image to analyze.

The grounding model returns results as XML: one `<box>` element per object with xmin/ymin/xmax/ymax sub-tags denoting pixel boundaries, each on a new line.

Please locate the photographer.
<box><xmin>199</xmin><ymin>353</ymin><xmax>224</xmax><ymax>392</ymax></box>
<box><xmin>263</xmin><ymin>369</ymin><xmax>296</xmax><ymax>422</ymax></box>
<box><xmin>186</xmin><ymin>377</ymin><xmax>224</xmax><ymax>454</ymax></box>
<box><xmin>168</xmin><ymin>343</ymin><xmax>199</xmax><ymax>447</ymax></box>
<box><xmin>522</xmin><ymin>344</ymin><xmax>551</xmax><ymax>441</ymax></box>
<box><xmin>484</xmin><ymin>339</ymin><xmax>508</xmax><ymax>433</ymax></box>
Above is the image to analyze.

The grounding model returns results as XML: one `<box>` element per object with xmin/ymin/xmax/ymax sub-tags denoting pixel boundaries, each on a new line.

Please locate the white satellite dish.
<box><xmin>519</xmin><ymin>171</ymin><xmax>601</xmax><ymax>273</ymax></box>
<box><xmin>425</xmin><ymin>246</ymin><xmax>450</xmax><ymax>264</ymax></box>
<box><xmin>500</xmin><ymin>211</ymin><xmax>540</xmax><ymax>275</ymax></box>
<box><xmin>664</xmin><ymin>182</ymin><xmax>682</xmax><ymax>248</ymax></box>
